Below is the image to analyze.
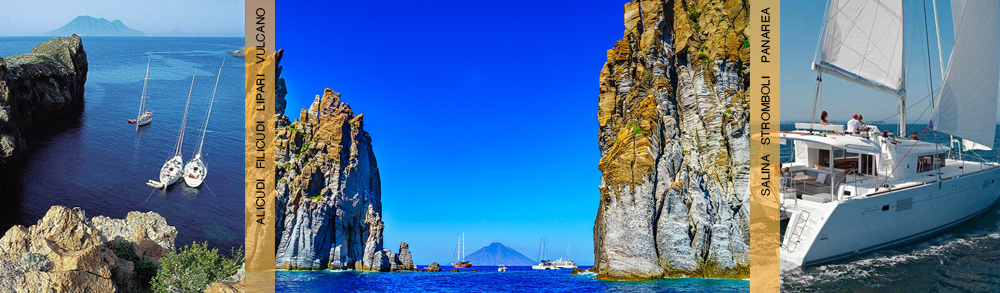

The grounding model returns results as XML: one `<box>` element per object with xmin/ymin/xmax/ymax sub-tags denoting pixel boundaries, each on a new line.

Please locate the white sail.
<box><xmin>814</xmin><ymin>0</ymin><xmax>905</xmax><ymax>95</ymax></box>
<box><xmin>951</xmin><ymin>0</ymin><xmax>967</xmax><ymax>36</ymax></box>
<box><xmin>932</xmin><ymin>0</ymin><xmax>999</xmax><ymax>148</ymax></box>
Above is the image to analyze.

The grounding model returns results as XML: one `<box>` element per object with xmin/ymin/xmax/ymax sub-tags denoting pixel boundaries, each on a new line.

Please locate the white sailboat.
<box><xmin>780</xmin><ymin>0</ymin><xmax>1000</xmax><ymax>269</ymax></box>
<box><xmin>184</xmin><ymin>60</ymin><xmax>223</xmax><ymax>188</ymax></box>
<box><xmin>551</xmin><ymin>241</ymin><xmax>577</xmax><ymax>269</ymax></box>
<box><xmin>532</xmin><ymin>232</ymin><xmax>557</xmax><ymax>270</ymax></box>
<box><xmin>148</xmin><ymin>73</ymin><xmax>196</xmax><ymax>189</ymax></box>
<box><xmin>131</xmin><ymin>59</ymin><xmax>152</xmax><ymax>129</ymax></box>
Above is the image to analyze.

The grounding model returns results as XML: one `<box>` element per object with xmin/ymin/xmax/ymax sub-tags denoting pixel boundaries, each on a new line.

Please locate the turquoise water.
<box><xmin>276</xmin><ymin>266</ymin><xmax>749</xmax><ymax>292</ymax></box>
<box><xmin>0</xmin><ymin>37</ymin><xmax>245</xmax><ymax>253</ymax></box>
<box><xmin>781</xmin><ymin>123</ymin><xmax>1000</xmax><ymax>291</ymax></box>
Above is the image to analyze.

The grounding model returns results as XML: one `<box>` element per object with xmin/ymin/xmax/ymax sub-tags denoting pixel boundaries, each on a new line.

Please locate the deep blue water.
<box><xmin>781</xmin><ymin>123</ymin><xmax>1000</xmax><ymax>291</ymax></box>
<box><xmin>276</xmin><ymin>266</ymin><xmax>749</xmax><ymax>292</ymax></box>
<box><xmin>0</xmin><ymin>37</ymin><xmax>244</xmax><ymax>253</ymax></box>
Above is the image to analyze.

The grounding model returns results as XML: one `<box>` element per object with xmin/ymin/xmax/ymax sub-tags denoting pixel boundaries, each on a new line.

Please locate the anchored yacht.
<box><xmin>781</xmin><ymin>0</ymin><xmax>1000</xmax><ymax>269</ymax></box>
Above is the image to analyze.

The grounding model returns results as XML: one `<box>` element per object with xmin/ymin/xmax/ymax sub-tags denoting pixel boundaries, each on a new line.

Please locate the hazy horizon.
<box><xmin>0</xmin><ymin>0</ymin><xmax>242</xmax><ymax>37</ymax></box>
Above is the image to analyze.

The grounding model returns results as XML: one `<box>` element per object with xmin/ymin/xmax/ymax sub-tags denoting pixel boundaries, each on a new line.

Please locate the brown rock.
<box><xmin>0</xmin><ymin>206</ymin><xmax>176</xmax><ymax>292</ymax></box>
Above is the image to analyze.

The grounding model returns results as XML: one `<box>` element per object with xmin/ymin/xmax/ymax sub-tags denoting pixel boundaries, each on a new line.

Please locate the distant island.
<box><xmin>464</xmin><ymin>242</ymin><xmax>536</xmax><ymax>266</ymax></box>
<box><xmin>47</xmin><ymin>16</ymin><xmax>143</xmax><ymax>36</ymax></box>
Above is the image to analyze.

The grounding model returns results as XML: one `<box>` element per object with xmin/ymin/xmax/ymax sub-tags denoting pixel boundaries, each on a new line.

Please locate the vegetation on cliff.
<box><xmin>594</xmin><ymin>0</ymin><xmax>750</xmax><ymax>281</ymax></box>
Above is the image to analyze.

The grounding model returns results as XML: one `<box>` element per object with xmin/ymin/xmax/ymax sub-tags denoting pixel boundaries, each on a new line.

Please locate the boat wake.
<box><xmin>782</xmin><ymin>230</ymin><xmax>1000</xmax><ymax>288</ymax></box>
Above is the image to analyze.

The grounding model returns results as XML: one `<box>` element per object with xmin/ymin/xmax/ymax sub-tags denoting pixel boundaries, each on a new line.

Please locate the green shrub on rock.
<box><xmin>106</xmin><ymin>241</ymin><xmax>158</xmax><ymax>286</ymax></box>
<box><xmin>151</xmin><ymin>242</ymin><xmax>244</xmax><ymax>293</ymax></box>
<box><xmin>19</xmin><ymin>252</ymin><xmax>49</xmax><ymax>272</ymax></box>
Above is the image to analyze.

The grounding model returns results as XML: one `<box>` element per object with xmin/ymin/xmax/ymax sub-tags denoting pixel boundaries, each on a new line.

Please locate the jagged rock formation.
<box><xmin>273</xmin><ymin>81</ymin><xmax>413</xmax><ymax>271</ymax></box>
<box><xmin>464</xmin><ymin>242</ymin><xmax>536</xmax><ymax>266</ymax></box>
<box><xmin>0</xmin><ymin>206</ymin><xmax>176</xmax><ymax>292</ymax></box>
<box><xmin>594</xmin><ymin>0</ymin><xmax>749</xmax><ymax>281</ymax></box>
<box><xmin>397</xmin><ymin>242</ymin><xmax>414</xmax><ymax>270</ymax></box>
<box><xmin>0</xmin><ymin>35</ymin><xmax>87</xmax><ymax>165</ymax></box>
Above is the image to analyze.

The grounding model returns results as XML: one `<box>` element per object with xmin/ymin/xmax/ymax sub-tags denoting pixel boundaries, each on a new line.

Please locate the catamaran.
<box><xmin>780</xmin><ymin>0</ymin><xmax>1000</xmax><ymax>269</ymax></box>
<box><xmin>451</xmin><ymin>232</ymin><xmax>472</xmax><ymax>268</ymax></box>
<box><xmin>551</xmin><ymin>241</ymin><xmax>577</xmax><ymax>269</ymax></box>
<box><xmin>532</xmin><ymin>232</ymin><xmax>557</xmax><ymax>270</ymax></box>
<box><xmin>147</xmin><ymin>73</ymin><xmax>196</xmax><ymax>189</ymax></box>
<box><xmin>184</xmin><ymin>60</ymin><xmax>223</xmax><ymax>188</ymax></box>
<box><xmin>130</xmin><ymin>59</ymin><xmax>152</xmax><ymax>129</ymax></box>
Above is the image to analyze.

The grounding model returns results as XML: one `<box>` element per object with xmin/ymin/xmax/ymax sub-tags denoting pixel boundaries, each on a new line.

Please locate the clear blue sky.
<box><xmin>780</xmin><ymin>0</ymin><xmax>981</xmax><ymax>123</ymax></box>
<box><xmin>277</xmin><ymin>1</ymin><xmax>629</xmax><ymax>265</ymax></box>
<box><xmin>0</xmin><ymin>0</ymin><xmax>242</xmax><ymax>36</ymax></box>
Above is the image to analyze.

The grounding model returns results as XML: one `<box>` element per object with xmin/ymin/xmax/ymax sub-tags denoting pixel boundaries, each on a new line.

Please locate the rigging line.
<box><xmin>870</xmin><ymin>87</ymin><xmax>938</xmax><ymax>124</ymax></box>
<box><xmin>202</xmin><ymin>180</ymin><xmax>218</xmax><ymax>197</ymax></box>
<box><xmin>139</xmin><ymin>187</ymin><xmax>158</xmax><ymax>208</ymax></box>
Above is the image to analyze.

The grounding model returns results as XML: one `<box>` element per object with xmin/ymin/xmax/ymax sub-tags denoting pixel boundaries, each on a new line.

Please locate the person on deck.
<box><xmin>820</xmin><ymin>111</ymin><xmax>831</xmax><ymax>125</ymax></box>
<box><xmin>847</xmin><ymin>114</ymin><xmax>861</xmax><ymax>133</ymax></box>
<box><xmin>910</xmin><ymin>131</ymin><xmax>919</xmax><ymax>140</ymax></box>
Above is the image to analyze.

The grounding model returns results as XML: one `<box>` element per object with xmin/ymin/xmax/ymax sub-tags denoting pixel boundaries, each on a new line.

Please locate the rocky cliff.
<box><xmin>0</xmin><ymin>35</ymin><xmax>87</xmax><ymax>165</ymax></box>
<box><xmin>0</xmin><ymin>206</ymin><xmax>176</xmax><ymax>292</ymax></box>
<box><xmin>594</xmin><ymin>0</ymin><xmax>749</xmax><ymax>280</ymax></box>
<box><xmin>273</xmin><ymin>65</ymin><xmax>412</xmax><ymax>271</ymax></box>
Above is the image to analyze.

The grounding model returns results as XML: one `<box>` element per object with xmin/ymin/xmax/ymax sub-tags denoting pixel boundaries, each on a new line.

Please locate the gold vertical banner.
<box><xmin>750</xmin><ymin>1</ymin><xmax>780</xmax><ymax>292</ymax></box>
<box><xmin>245</xmin><ymin>0</ymin><xmax>275</xmax><ymax>292</ymax></box>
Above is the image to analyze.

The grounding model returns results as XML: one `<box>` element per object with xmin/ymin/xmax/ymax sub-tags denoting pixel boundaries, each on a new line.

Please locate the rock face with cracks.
<box><xmin>594</xmin><ymin>0</ymin><xmax>750</xmax><ymax>281</ymax></box>
<box><xmin>0</xmin><ymin>206</ymin><xmax>176</xmax><ymax>292</ymax></box>
<box><xmin>272</xmin><ymin>72</ymin><xmax>414</xmax><ymax>271</ymax></box>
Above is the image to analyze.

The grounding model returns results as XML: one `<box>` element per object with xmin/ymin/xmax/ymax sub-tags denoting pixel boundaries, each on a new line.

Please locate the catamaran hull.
<box><xmin>783</xmin><ymin>167</ymin><xmax>1000</xmax><ymax>267</ymax></box>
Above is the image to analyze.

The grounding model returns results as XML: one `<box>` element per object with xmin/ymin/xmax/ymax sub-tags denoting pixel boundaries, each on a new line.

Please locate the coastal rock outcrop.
<box><xmin>397</xmin><ymin>242</ymin><xmax>414</xmax><ymax>270</ymax></box>
<box><xmin>273</xmin><ymin>64</ymin><xmax>414</xmax><ymax>271</ymax></box>
<box><xmin>0</xmin><ymin>206</ymin><xmax>176</xmax><ymax>292</ymax></box>
<box><xmin>274</xmin><ymin>87</ymin><xmax>386</xmax><ymax>271</ymax></box>
<box><xmin>0</xmin><ymin>35</ymin><xmax>87</xmax><ymax>165</ymax></box>
<box><xmin>594</xmin><ymin>0</ymin><xmax>749</xmax><ymax>280</ymax></box>
<box><xmin>427</xmin><ymin>262</ymin><xmax>442</xmax><ymax>272</ymax></box>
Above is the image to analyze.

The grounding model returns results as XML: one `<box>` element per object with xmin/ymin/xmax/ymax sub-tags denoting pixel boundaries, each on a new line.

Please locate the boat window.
<box><xmin>818</xmin><ymin>149</ymin><xmax>831</xmax><ymax>168</ymax></box>
<box><xmin>917</xmin><ymin>153</ymin><xmax>947</xmax><ymax>173</ymax></box>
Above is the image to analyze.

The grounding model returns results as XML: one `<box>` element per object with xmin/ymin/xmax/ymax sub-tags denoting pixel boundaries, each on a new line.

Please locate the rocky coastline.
<box><xmin>273</xmin><ymin>50</ymin><xmax>414</xmax><ymax>272</ymax></box>
<box><xmin>593</xmin><ymin>0</ymin><xmax>750</xmax><ymax>281</ymax></box>
<box><xmin>0</xmin><ymin>35</ymin><xmax>87</xmax><ymax>165</ymax></box>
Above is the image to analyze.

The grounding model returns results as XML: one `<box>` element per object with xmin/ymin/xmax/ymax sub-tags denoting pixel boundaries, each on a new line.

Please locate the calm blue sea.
<box><xmin>276</xmin><ymin>266</ymin><xmax>749</xmax><ymax>292</ymax></box>
<box><xmin>0</xmin><ymin>37</ymin><xmax>244</xmax><ymax>253</ymax></box>
<box><xmin>781</xmin><ymin>123</ymin><xmax>1000</xmax><ymax>291</ymax></box>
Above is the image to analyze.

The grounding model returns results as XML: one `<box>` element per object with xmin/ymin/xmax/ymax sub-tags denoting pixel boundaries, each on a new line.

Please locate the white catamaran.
<box><xmin>184</xmin><ymin>60</ymin><xmax>223</xmax><ymax>188</ymax></box>
<box><xmin>532</xmin><ymin>232</ymin><xmax>557</xmax><ymax>270</ymax></box>
<box><xmin>781</xmin><ymin>0</ymin><xmax>1000</xmax><ymax>269</ymax></box>
<box><xmin>132</xmin><ymin>59</ymin><xmax>152</xmax><ymax>129</ymax></box>
<box><xmin>148</xmin><ymin>73</ymin><xmax>196</xmax><ymax>189</ymax></box>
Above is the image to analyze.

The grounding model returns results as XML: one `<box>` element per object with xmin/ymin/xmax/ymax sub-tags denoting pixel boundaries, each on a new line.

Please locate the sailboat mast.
<box><xmin>176</xmin><ymin>73</ymin><xmax>195</xmax><ymax>156</ymax></box>
<box><xmin>565</xmin><ymin>241</ymin><xmax>571</xmax><ymax>260</ymax></box>
<box><xmin>137</xmin><ymin>60</ymin><xmax>150</xmax><ymax>118</ymax></box>
<box><xmin>197</xmin><ymin>59</ymin><xmax>224</xmax><ymax>157</ymax></box>
<box><xmin>899</xmin><ymin>3</ymin><xmax>907</xmax><ymax>136</ymax></box>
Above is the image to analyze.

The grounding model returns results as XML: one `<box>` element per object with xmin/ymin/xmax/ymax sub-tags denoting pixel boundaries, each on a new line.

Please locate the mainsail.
<box><xmin>814</xmin><ymin>0</ymin><xmax>905</xmax><ymax>95</ymax></box>
<box><xmin>931</xmin><ymin>0</ymin><xmax>999</xmax><ymax>148</ymax></box>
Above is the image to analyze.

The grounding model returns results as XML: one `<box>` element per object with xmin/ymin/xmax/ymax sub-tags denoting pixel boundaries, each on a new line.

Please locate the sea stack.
<box><xmin>594</xmin><ymin>0</ymin><xmax>749</xmax><ymax>281</ymax></box>
<box><xmin>273</xmin><ymin>54</ymin><xmax>411</xmax><ymax>271</ymax></box>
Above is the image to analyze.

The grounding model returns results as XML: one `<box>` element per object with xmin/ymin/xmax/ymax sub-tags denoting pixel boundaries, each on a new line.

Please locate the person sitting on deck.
<box><xmin>820</xmin><ymin>111</ymin><xmax>831</xmax><ymax>125</ymax></box>
<box><xmin>846</xmin><ymin>114</ymin><xmax>861</xmax><ymax>133</ymax></box>
<box><xmin>910</xmin><ymin>131</ymin><xmax>919</xmax><ymax>140</ymax></box>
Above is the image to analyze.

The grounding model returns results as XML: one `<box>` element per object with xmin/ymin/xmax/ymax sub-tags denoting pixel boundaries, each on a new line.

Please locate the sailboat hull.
<box><xmin>136</xmin><ymin>118</ymin><xmax>151</xmax><ymax>126</ymax></box>
<box><xmin>158</xmin><ymin>155</ymin><xmax>183</xmax><ymax>188</ymax></box>
<box><xmin>183</xmin><ymin>157</ymin><xmax>207</xmax><ymax>187</ymax></box>
<box><xmin>782</xmin><ymin>167</ymin><xmax>1000</xmax><ymax>268</ymax></box>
